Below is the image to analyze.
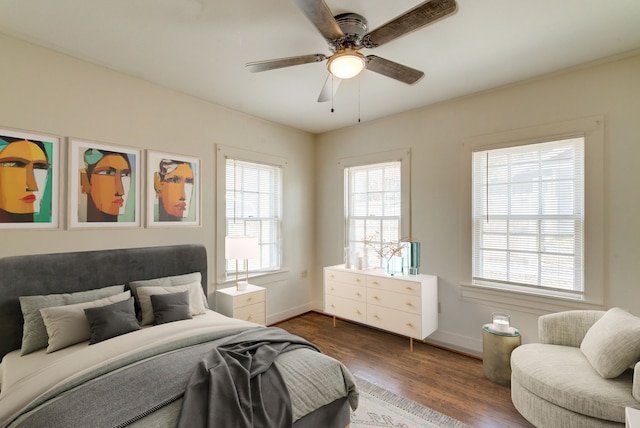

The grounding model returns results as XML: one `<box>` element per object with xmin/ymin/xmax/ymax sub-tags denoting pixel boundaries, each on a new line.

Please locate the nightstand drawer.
<box><xmin>233</xmin><ymin>290</ymin><xmax>266</xmax><ymax>309</ymax></box>
<box><xmin>234</xmin><ymin>302</ymin><xmax>266</xmax><ymax>325</ymax></box>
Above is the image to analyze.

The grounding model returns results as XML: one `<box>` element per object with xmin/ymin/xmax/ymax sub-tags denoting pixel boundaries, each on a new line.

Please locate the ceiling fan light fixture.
<box><xmin>328</xmin><ymin>51</ymin><xmax>365</xmax><ymax>79</ymax></box>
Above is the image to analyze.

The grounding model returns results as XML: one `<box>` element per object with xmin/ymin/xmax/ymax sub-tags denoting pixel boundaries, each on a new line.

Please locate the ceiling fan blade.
<box><xmin>363</xmin><ymin>0</ymin><xmax>457</xmax><ymax>48</ymax></box>
<box><xmin>365</xmin><ymin>55</ymin><xmax>424</xmax><ymax>84</ymax></box>
<box><xmin>246</xmin><ymin>54</ymin><xmax>327</xmax><ymax>72</ymax></box>
<box><xmin>294</xmin><ymin>0</ymin><xmax>344</xmax><ymax>41</ymax></box>
<box><xmin>317</xmin><ymin>74</ymin><xmax>342</xmax><ymax>102</ymax></box>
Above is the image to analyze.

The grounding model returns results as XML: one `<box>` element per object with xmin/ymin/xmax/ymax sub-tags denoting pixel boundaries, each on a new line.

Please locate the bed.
<box><xmin>0</xmin><ymin>244</ymin><xmax>357</xmax><ymax>427</ymax></box>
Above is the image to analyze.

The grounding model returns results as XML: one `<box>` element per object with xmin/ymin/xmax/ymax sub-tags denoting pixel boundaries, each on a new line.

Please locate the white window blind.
<box><xmin>226</xmin><ymin>158</ymin><xmax>282</xmax><ymax>275</ymax></box>
<box><xmin>472</xmin><ymin>137</ymin><xmax>584</xmax><ymax>294</ymax></box>
<box><xmin>345</xmin><ymin>161</ymin><xmax>401</xmax><ymax>268</ymax></box>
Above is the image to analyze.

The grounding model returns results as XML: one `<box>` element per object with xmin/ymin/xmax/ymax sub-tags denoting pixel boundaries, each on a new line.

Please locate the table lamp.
<box><xmin>225</xmin><ymin>236</ymin><xmax>259</xmax><ymax>291</ymax></box>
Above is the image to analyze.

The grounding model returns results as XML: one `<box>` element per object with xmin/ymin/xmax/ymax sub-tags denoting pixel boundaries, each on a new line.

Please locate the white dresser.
<box><xmin>216</xmin><ymin>284</ymin><xmax>266</xmax><ymax>325</ymax></box>
<box><xmin>324</xmin><ymin>265</ymin><xmax>437</xmax><ymax>350</ymax></box>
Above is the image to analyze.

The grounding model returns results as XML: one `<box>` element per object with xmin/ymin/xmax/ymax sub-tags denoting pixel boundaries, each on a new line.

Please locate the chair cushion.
<box><xmin>511</xmin><ymin>343</ymin><xmax>635</xmax><ymax>423</ymax></box>
<box><xmin>580</xmin><ymin>307</ymin><xmax>640</xmax><ymax>378</ymax></box>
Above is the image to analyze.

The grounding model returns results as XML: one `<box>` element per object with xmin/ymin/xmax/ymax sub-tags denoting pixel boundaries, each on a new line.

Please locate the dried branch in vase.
<box><xmin>363</xmin><ymin>232</ymin><xmax>407</xmax><ymax>265</ymax></box>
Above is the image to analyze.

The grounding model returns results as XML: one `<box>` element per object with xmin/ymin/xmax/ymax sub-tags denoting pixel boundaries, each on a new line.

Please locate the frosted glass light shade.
<box><xmin>328</xmin><ymin>52</ymin><xmax>365</xmax><ymax>79</ymax></box>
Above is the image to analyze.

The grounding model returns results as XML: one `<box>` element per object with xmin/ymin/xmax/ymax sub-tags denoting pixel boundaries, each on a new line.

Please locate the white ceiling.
<box><xmin>1</xmin><ymin>0</ymin><xmax>639</xmax><ymax>134</ymax></box>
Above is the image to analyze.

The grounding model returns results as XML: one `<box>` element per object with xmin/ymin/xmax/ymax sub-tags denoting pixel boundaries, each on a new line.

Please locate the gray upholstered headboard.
<box><xmin>0</xmin><ymin>244</ymin><xmax>208</xmax><ymax>360</ymax></box>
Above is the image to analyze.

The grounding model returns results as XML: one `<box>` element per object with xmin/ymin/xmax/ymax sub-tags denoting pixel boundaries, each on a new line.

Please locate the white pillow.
<box><xmin>40</xmin><ymin>291</ymin><xmax>131</xmax><ymax>353</ymax></box>
<box><xmin>19</xmin><ymin>284</ymin><xmax>125</xmax><ymax>355</ymax></box>
<box><xmin>137</xmin><ymin>282</ymin><xmax>206</xmax><ymax>326</ymax></box>
<box><xmin>580</xmin><ymin>307</ymin><xmax>640</xmax><ymax>378</ymax></box>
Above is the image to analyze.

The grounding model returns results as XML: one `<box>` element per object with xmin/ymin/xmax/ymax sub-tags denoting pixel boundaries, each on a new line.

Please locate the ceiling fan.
<box><xmin>246</xmin><ymin>0</ymin><xmax>458</xmax><ymax>102</ymax></box>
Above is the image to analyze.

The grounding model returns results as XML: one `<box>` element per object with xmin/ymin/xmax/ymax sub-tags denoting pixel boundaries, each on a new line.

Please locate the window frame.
<box><xmin>341</xmin><ymin>149</ymin><xmax>411</xmax><ymax>269</ymax></box>
<box><xmin>459</xmin><ymin>116</ymin><xmax>605</xmax><ymax>313</ymax></box>
<box><xmin>216</xmin><ymin>145</ymin><xmax>285</xmax><ymax>285</ymax></box>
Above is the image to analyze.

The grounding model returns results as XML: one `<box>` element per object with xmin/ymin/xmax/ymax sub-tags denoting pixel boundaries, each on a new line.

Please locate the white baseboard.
<box><xmin>267</xmin><ymin>303</ymin><xmax>313</xmax><ymax>325</ymax></box>
<box><xmin>425</xmin><ymin>330</ymin><xmax>483</xmax><ymax>358</ymax></box>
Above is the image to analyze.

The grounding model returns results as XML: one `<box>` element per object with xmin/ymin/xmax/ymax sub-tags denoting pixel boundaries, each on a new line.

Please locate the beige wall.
<box><xmin>0</xmin><ymin>34</ymin><xmax>317</xmax><ymax>323</ymax></box>
<box><xmin>316</xmin><ymin>53</ymin><xmax>640</xmax><ymax>354</ymax></box>
<box><xmin>3</xmin><ymin>31</ymin><xmax>639</xmax><ymax>355</ymax></box>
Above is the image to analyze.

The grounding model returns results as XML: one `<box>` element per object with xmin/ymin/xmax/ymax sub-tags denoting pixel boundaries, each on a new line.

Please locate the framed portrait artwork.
<box><xmin>0</xmin><ymin>127</ymin><xmax>60</xmax><ymax>229</ymax></box>
<box><xmin>147</xmin><ymin>150</ymin><xmax>200</xmax><ymax>227</ymax></box>
<box><xmin>69</xmin><ymin>138</ymin><xmax>141</xmax><ymax>228</ymax></box>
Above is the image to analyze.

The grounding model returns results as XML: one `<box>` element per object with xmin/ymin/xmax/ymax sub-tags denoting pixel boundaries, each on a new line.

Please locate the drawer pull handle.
<box><xmin>372</xmin><ymin>281</ymin><xmax>379</xmax><ymax>285</ymax></box>
<box><xmin>356</xmin><ymin>279</ymin><xmax>361</xmax><ymax>283</ymax></box>
<box><xmin>330</xmin><ymin>287</ymin><xmax>335</xmax><ymax>291</ymax></box>
<box><xmin>248</xmin><ymin>315</ymin><xmax>254</xmax><ymax>320</ymax></box>
<box><xmin>330</xmin><ymin>274</ymin><xmax>335</xmax><ymax>278</ymax></box>
<box><xmin>405</xmin><ymin>287</ymin><xmax>413</xmax><ymax>291</ymax></box>
<box><xmin>372</xmin><ymin>296</ymin><xmax>379</xmax><ymax>300</ymax></box>
<box><xmin>247</xmin><ymin>297</ymin><xmax>253</xmax><ymax>301</ymax></box>
<box><xmin>406</xmin><ymin>323</ymin><xmax>413</xmax><ymax>327</ymax></box>
<box><xmin>330</xmin><ymin>304</ymin><xmax>335</xmax><ymax>308</ymax></box>
<box><xmin>374</xmin><ymin>314</ymin><xmax>380</xmax><ymax>319</ymax></box>
<box><xmin>405</xmin><ymin>303</ymin><xmax>413</xmax><ymax>307</ymax></box>
<box><xmin>356</xmin><ymin>292</ymin><xmax>361</xmax><ymax>296</ymax></box>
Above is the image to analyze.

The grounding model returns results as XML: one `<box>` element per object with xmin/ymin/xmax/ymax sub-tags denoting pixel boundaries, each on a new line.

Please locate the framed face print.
<box><xmin>0</xmin><ymin>127</ymin><xmax>60</xmax><ymax>229</ymax></box>
<box><xmin>146</xmin><ymin>151</ymin><xmax>200</xmax><ymax>227</ymax></box>
<box><xmin>69</xmin><ymin>138</ymin><xmax>141</xmax><ymax>228</ymax></box>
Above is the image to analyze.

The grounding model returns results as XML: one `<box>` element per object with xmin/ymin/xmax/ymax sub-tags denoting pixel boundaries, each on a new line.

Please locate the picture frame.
<box><xmin>69</xmin><ymin>138</ymin><xmax>141</xmax><ymax>228</ymax></box>
<box><xmin>0</xmin><ymin>127</ymin><xmax>60</xmax><ymax>229</ymax></box>
<box><xmin>146</xmin><ymin>150</ymin><xmax>200</xmax><ymax>227</ymax></box>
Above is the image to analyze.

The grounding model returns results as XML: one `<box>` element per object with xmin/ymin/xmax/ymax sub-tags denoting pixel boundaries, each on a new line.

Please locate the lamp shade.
<box><xmin>225</xmin><ymin>236</ymin><xmax>259</xmax><ymax>260</ymax></box>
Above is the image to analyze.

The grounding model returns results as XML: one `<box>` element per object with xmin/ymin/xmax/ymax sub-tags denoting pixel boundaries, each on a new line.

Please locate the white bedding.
<box><xmin>1</xmin><ymin>310</ymin><xmax>357</xmax><ymax>427</ymax></box>
<box><xmin>0</xmin><ymin>310</ymin><xmax>258</xmax><ymax>426</ymax></box>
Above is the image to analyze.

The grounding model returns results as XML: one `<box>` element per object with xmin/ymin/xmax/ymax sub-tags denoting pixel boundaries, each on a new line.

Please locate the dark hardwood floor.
<box><xmin>274</xmin><ymin>311</ymin><xmax>534</xmax><ymax>428</ymax></box>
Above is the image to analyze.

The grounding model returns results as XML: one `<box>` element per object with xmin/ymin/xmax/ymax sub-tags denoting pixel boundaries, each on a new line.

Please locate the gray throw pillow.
<box><xmin>129</xmin><ymin>272</ymin><xmax>209</xmax><ymax>309</ymax></box>
<box><xmin>84</xmin><ymin>298</ymin><xmax>140</xmax><ymax>344</ymax></box>
<box><xmin>151</xmin><ymin>291</ymin><xmax>192</xmax><ymax>325</ymax></box>
<box><xmin>19</xmin><ymin>284</ymin><xmax>125</xmax><ymax>355</ymax></box>
<box><xmin>580</xmin><ymin>307</ymin><xmax>640</xmax><ymax>378</ymax></box>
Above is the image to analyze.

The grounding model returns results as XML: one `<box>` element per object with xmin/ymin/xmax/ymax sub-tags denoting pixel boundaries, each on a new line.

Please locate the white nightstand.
<box><xmin>216</xmin><ymin>284</ymin><xmax>266</xmax><ymax>325</ymax></box>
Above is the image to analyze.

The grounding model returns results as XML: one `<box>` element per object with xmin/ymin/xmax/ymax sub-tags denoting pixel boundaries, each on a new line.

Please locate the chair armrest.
<box><xmin>538</xmin><ymin>310</ymin><xmax>606</xmax><ymax>347</ymax></box>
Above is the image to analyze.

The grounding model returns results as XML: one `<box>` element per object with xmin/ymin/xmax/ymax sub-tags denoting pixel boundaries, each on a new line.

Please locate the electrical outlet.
<box><xmin>301</xmin><ymin>270</ymin><xmax>308</xmax><ymax>278</ymax></box>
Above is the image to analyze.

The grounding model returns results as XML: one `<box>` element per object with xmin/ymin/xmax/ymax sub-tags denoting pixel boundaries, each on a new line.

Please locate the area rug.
<box><xmin>350</xmin><ymin>377</ymin><xmax>471</xmax><ymax>428</ymax></box>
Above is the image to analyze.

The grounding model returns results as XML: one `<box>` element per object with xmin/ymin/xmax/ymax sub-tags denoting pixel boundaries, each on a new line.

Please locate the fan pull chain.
<box><xmin>358</xmin><ymin>76</ymin><xmax>361</xmax><ymax>123</ymax></box>
<box><xmin>331</xmin><ymin>76</ymin><xmax>335</xmax><ymax>113</ymax></box>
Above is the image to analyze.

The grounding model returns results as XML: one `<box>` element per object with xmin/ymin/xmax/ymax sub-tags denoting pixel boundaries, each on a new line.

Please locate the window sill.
<box><xmin>461</xmin><ymin>282</ymin><xmax>604</xmax><ymax>316</ymax></box>
<box><xmin>217</xmin><ymin>269</ymin><xmax>290</xmax><ymax>289</ymax></box>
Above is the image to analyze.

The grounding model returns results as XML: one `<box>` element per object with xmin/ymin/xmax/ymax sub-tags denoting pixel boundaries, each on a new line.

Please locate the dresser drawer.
<box><xmin>325</xmin><ymin>269</ymin><xmax>366</xmax><ymax>286</ymax></box>
<box><xmin>367</xmin><ymin>304</ymin><xmax>423</xmax><ymax>339</ymax></box>
<box><xmin>366</xmin><ymin>288</ymin><xmax>421</xmax><ymax>315</ymax></box>
<box><xmin>234</xmin><ymin>302</ymin><xmax>265</xmax><ymax>325</ymax></box>
<box><xmin>325</xmin><ymin>280</ymin><xmax>366</xmax><ymax>302</ymax></box>
<box><xmin>367</xmin><ymin>276</ymin><xmax>421</xmax><ymax>297</ymax></box>
<box><xmin>325</xmin><ymin>295</ymin><xmax>366</xmax><ymax>324</ymax></box>
<box><xmin>233</xmin><ymin>290</ymin><xmax>265</xmax><ymax>309</ymax></box>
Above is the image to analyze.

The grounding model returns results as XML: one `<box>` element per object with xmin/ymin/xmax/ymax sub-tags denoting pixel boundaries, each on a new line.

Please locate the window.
<box><xmin>460</xmin><ymin>116</ymin><xmax>604</xmax><ymax>309</ymax></box>
<box><xmin>226</xmin><ymin>158</ymin><xmax>282</xmax><ymax>275</ymax></box>
<box><xmin>216</xmin><ymin>145</ymin><xmax>284</xmax><ymax>282</ymax></box>
<box><xmin>342</xmin><ymin>149</ymin><xmax>410</xmax><ymax>269</ymax></box>
<box><xmin>472</xmin><ymin>138</ymin><xmax>584</xmax><ymax>296</ymax></box>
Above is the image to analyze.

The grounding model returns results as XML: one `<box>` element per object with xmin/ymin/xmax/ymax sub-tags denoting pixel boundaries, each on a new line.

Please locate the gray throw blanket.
<box><xmin>177</xmin><ymin>327</ymin><xmax>320</xmax><ymax>428</ymax></box>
